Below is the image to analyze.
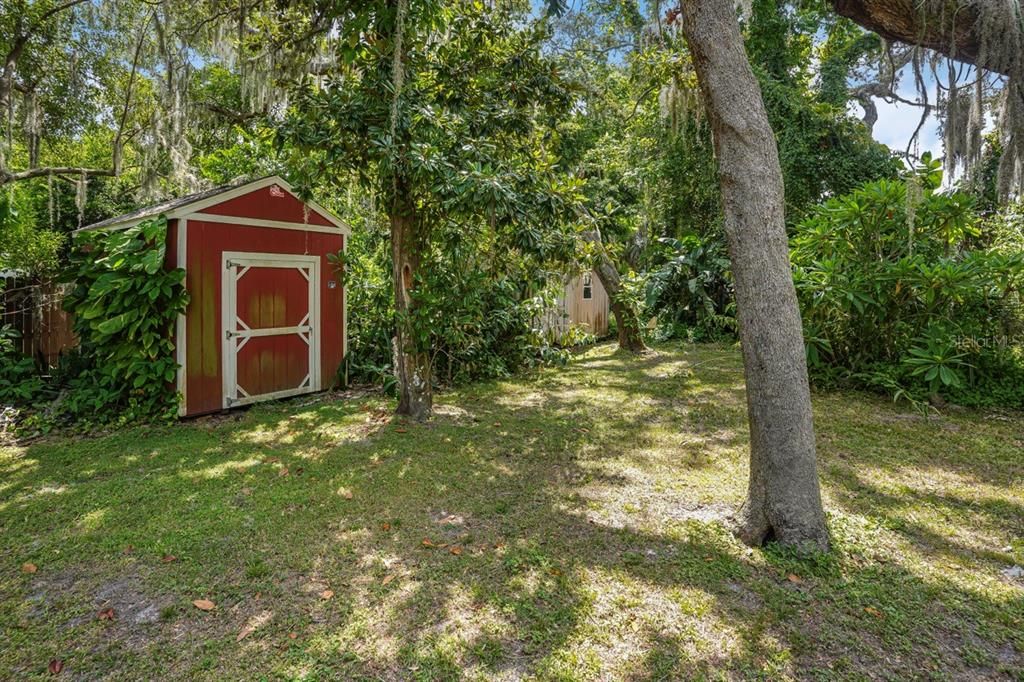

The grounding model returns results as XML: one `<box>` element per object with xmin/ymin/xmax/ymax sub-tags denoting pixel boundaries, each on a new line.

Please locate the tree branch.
<box><xmin>0</xmin><ymin>166</ymin><xmax>116</xmax><ymax>186</ymax></box>
<box><xmin>2</xmin><ymin>0</ymin><xmax>92</xmax><ymax>115</ymax></box>
<box><xmin>830</xmin><ymin>0</ymin><xmax>1018</xmax><ymax>76</ymax></box>
<box><xmin>27</xmin><ymin>0</ymin><xmax>92</xmax><ymax>35</ymax></box>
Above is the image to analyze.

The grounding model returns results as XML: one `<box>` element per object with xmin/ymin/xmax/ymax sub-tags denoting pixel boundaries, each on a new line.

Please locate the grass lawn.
<box><xmin>1</xmin><ymin>342</ymin><xmax>1022</xmax><ymax>680</ymax></box>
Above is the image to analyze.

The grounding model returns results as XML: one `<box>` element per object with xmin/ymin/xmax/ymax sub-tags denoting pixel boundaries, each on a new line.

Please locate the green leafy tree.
<box><xmin>745</xmin><ymin>0</ymin><xmax>902</xmax><ymax>224</ymax></box>
<box><xmin>0</xmin><ymin>190</ymin><xmax>63</xmax><ymax>274</ymax></box>
<box><xmin>279</xmin><ymin>0</ymin><xmax>577</xmax><ymax>419</ymax></box>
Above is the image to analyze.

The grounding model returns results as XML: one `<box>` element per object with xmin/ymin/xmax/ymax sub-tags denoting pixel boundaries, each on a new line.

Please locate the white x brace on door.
<box><xmin>222</xmin><ymin>252</ymin><xmax>321</xmax><ymax>408</ymax></box>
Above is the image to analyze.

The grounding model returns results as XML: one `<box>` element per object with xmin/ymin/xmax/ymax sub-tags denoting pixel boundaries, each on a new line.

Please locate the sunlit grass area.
<box><xmin>1</xmin><ymin>342</ymin><xmax>1022</xmax><ymax>680</ymax></box>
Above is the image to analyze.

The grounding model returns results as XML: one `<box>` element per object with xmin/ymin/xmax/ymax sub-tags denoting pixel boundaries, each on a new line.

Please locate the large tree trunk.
<box><xmin>583</xmin><ymin>229</ymin><xmax>647</xmax><ymax>353</ymax></box>
<box><xmin>831</xmin><ymin>0</ymin><xmax>1019</xmax><ymax>77</ymax></box>
<box><xmin>679</xmin><ymin>0</ymin><xmax>829</xmax><ymax>550</ymax></box>
<box><xmin>390</xmin><ymin>182</ymin><xmax>432</xmax><ymax>420</ymax></box>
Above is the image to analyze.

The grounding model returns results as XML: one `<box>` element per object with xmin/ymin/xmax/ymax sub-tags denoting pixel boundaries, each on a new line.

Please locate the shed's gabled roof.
<box><xmin>77</xmin><ymin>175</ymin><xmax>349</xmax><ymax>233</ymax></box>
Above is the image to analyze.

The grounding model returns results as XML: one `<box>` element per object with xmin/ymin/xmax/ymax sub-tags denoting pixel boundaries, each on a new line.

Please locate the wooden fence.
<box><xmin>1</xmin><ymin>276</ymin><xmax>76</xmax><ymax>367</ymax></box>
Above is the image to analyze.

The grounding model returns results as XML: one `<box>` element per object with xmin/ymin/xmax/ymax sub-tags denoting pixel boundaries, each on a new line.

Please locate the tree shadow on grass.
<box><xmin>1</xmin><ymin>344</ymin><xmax>1021</xmax><ymax>679</ymax></box>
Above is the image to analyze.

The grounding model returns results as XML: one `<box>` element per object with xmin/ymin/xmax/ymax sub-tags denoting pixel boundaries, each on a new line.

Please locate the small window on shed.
<box><xmin>582</xmin><ymin>273</ymin><xmax>593</xmax><ymax>300</ymax></box>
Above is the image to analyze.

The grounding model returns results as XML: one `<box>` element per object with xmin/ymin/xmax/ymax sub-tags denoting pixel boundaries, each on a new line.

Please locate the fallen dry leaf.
<box><xmin>279</xmin><ymin>467</ymin><xmax>290</xmax><ymax>477</ymax></box>
<box><xmin>340</xmin><ymin>489</ymin><xmax>354</xmax><ymax>499</ymax></box>
<box><xmin>47</xmin><ymin>659</ymin><xmax>63</xmax><ymax>675</ymax></box>
<box><xmin>263</xmin><ymin>456</ymin><xmax>280</xmax><ymax>464</ymax></box>
<box><xmin>381</xmin><ymin>522</ymin><xmax>391</xmax><ymax>531</ymax></box>
<box><xmin>161</xmin><ymin>554</ymin><xmax>177</xmax><ymax>563</ymax></box>
<box><xmin>236</xmin><ymin>625</ymin><xmax>254</xmax><ymax>642</ymax></box>
<box><xmin>787</xmin><ymin>574</ymin><xmax>803</xmax><ymax>584</ymax></box>
<box><xmin>864</xmin><ymin>606</ymin><xmax>883</xmax><ymax>618</ymax></box>
<box><xmin>382</xmin><ymin>574</ymin><xmax>396</xmax><ymax>586</ymax></box>
<box><xmin>395</xmin><ymin>428</ymin><xmax>407</xmax><ymax>433</ymax></box>
<box><xmin>22</xmin><ymin>562</ymin><xmax>38</xmax><ymax>574</ymax></box>
<box><xmin>421</xmin><ymin>538</ymin><xmax>435</xmax><ymax>547</ymax></box>
<box><xmin>192</xmin><ymin>599</ymin><xmax>216</xmax><ymax>611</ymax></box>
<box><xmin>97</xmin><ymin>608</ymin><xmax>115</xmax><ymax>621</ymax></box>
<box><xmin>449</xmin><ymin>546</ymin><xmax>463</xmax><ymax>556</ymax></box>
<box><xmin>288</xmin><ymin>632</ymin><xmax>298</xmax><ymax>639</ymax></box>
<box><xmin>319</xmin><ymin>589</ymin><xmax>334</xmax><ymax>600</ymax></box>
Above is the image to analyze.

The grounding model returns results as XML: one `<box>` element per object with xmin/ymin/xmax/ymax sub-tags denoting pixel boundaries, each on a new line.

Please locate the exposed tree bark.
<box><xmin>679</xmin><ymin>0</ymin><xmax>829</xmax><ymax>550</ymax></box>
<box><xmin>385</xmin><ymin>0</ymin><xmax>432</xmax><ymax>419</ymax></box>
<box><xmin>390</xmin><ymin>181</ymin><xmax>432</xmax><ymax>421</ymax></box>
<box><xmin>831</xmin><ymin>0</ymin><xmax>1017</xmax><ymax>76</ymax></box>
<box><xmin>582</xmin><ymin>229</ymin><xmax>647</xmax><ymax>353</ymax></box>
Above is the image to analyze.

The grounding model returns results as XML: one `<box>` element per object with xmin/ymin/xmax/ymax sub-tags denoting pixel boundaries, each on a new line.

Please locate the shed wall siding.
<box><xmin>182</xmin><ymin>220</ymin><xmax>344</xmax><ymax>417</ymax></box>
<box><xmin>536</xmin><ymin>272</ymin><xmax>610</xmax><ymax>342</ymax></box>
<box><xmin>564</xmin><ymin>273</ymin><xmax>609</xmax><ymax>336</ymax></box>
<box><xmin>201</xmin><ymin>186</ymin><xmax>335</xmax><ymax>226</ymax></box>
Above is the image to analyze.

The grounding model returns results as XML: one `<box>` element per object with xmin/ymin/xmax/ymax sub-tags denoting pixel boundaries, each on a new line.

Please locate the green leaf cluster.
<box><xmin>61</xmin><ymin>216</ymin><xmax>189</xmax><ymax>422</ymax></box>
<box><xmin>792</xmin><ymin>164</ymin><xmax>1024</xmax><ymax>406</ymax></box>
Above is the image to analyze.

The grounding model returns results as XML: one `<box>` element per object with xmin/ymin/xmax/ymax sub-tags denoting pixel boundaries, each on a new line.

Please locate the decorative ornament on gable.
<box><xmin>269</xmin><ymin>184</ymin><xmax>286</xmax><ymax>198</ymax></box>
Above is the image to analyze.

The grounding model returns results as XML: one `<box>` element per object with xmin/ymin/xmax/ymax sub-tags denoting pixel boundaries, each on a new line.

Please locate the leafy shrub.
<box><xmin>61</xmin><ymin>216</ymin><xmax>189</xmax><ymax>422</ymax></box>
<box><xmin>0</xmin><ymin>325</ymin><xmax>46</xmax><ymax>405</ymax></box>
<box><xmin>330</xmin><ymin>192</ymin><xmax>576</xmax><ymax>392</ymax></box>
<box><xmin>0</xmin><ymin>190</ymin><xmax>64</xmax><ymax>274</ymax></box>
<box><xmin>946</xmin><ymin>346</ymin><xmax>1024</xmax><ymax>408</ymax></box>
<box><xmin>646</xmin><ymin>235</ymin><xmax>735</xmax><ymax>341</ymax></box>
<box><xmin>792</xmin><ymin>160</ymin><xmax>1024</xmax><ymax>406</ymax></box>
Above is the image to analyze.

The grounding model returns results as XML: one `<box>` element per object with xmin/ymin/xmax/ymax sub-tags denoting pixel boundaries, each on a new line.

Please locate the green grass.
<box><xmin>1</xmin><ymin>342</ymin><xmax>1022</xmax><ymax>680</ymax></box>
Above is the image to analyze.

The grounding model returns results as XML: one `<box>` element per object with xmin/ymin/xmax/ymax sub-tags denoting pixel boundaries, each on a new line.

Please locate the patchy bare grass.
<box><xmin>1</xmin><ymin>342</ymin><xmax>1022</xmax><ymax>680</ymax></box>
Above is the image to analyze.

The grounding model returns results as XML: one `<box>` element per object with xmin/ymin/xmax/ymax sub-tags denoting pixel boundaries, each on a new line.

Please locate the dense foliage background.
<box><xmin>2</xmin><ymin>0</ymin><xmax>1023</xmax><ymax>429</ymax></box>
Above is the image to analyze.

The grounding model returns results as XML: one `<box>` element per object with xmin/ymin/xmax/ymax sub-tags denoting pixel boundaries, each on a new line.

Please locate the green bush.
<box><xmin>792</xmin><ymin>160</ymin><xmax>1024</xmax><ymax>407</ymax></box>
<box><xmin>0</xmin><ymin>325</ymin><xmax>46</xmax><ymax>406</ymax></box>
<box><xmin>332</xmin><ymin>201</ymin><xmax>572</xmax><ymax>392</ymax></box>
<box><xmin>646</xmin><ymin>235</ymin><xmax>735</xmax><ymax>342</ymax></box>
<box><xmin>0</xmin><ymin>189</ymin><xmax>64</xmax><ymax>275</ymax></box>
<box><xmin>62</xmin><ymin>216</ymin><xmax>189</xmax><ymax>422</ymax></box>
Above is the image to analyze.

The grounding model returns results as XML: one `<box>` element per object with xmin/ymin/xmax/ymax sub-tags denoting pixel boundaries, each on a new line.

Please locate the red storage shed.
<box><xmin>80</xmin><ymin>176</ymin><xmax>349</xmax><ymax>417</ymax></box>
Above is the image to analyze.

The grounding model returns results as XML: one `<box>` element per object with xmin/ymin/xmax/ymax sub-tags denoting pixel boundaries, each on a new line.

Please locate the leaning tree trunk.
<box><xmin>679</xmin><ymin>0</ymin><xmax>829</xmax><ymax>550</ymax></box>
<box><xmin>583</xmin><ymin>229</ymin><xmax>647</xmax><ymax>353</ymax></box>
<box><xmin>390</xmin><ymin>181</ymin><xmax>432</xmax><ymax>420</ymax></box>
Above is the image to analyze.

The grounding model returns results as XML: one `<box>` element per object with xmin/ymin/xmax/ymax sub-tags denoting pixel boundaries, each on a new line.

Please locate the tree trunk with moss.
<box><xmin>679</xmin><ymin>0</ymin><xmax>829</xmax><ymax>550</ymax></box>
<box><xmin>390</xmin><ymin>180</ymin><xmax>432</xmax><ymax>420</ymax></box>
<box><xmin>583</xmin><ymin>229</ymin><xmax>647</xmax><ymax>353</ymax></box>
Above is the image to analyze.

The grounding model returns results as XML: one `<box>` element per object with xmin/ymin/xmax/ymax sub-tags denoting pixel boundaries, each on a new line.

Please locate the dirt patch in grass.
<box><xmin>20</xmin><ymin>561</ymin><xmax>178</xmax><ymax>665</ymax></box>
